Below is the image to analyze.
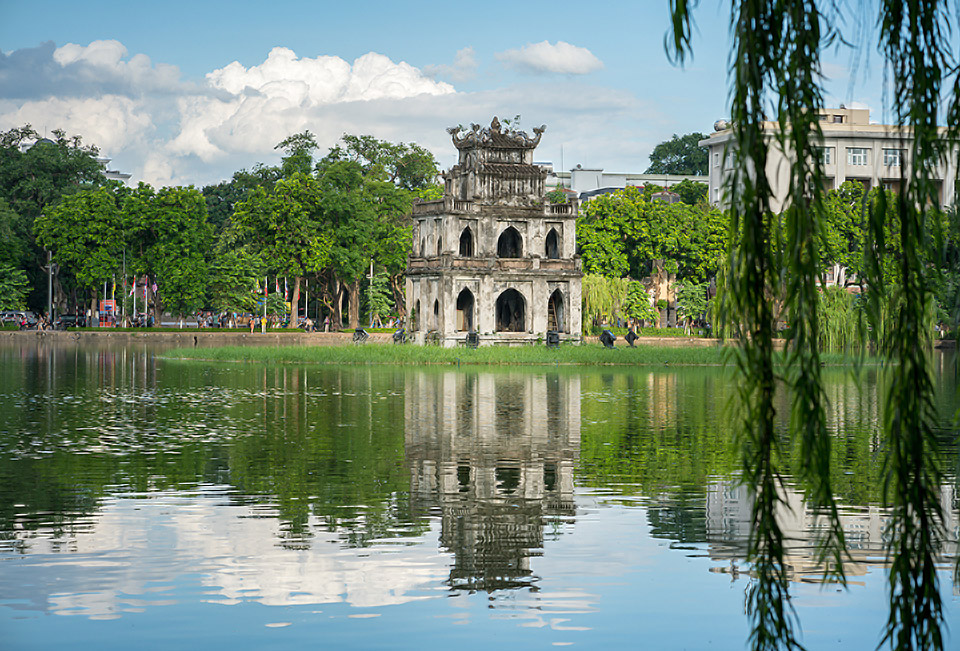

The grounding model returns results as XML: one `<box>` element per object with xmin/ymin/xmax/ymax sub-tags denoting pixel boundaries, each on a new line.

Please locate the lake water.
<box><xmin>1</xmin><ymin>338</ymin><xmax>958</xmax><ymax>649</ymax></box>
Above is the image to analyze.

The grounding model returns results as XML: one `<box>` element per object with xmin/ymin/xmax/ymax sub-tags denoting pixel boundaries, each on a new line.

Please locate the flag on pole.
<box><xmin>129</xmin><ymin>280</ymin><xmax>136</xmax><ymax>297</ymax></box>
<box><xmin>253</xmin><ymin>278</ymin><xmax>260</xmax><ymax>294</ymax></box>
<box><xmin>284</xmin><ymin>277</ymin><xmax>288</xmax><ymax>300</ymax></box>
<box><xmin>275</xmin><ymin>278</ymin><xmax>280</xmax><ymax>294</ymax></box>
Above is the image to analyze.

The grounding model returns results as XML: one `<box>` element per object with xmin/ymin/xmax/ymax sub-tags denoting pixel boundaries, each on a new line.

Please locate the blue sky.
<box><xmin>0</xmin><ymin>0</ymin><xmax>886</xmax><ymax>187</ymax></box>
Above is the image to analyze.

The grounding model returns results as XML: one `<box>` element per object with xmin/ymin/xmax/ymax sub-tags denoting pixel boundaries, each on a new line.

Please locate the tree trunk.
<box><xmin>288</xmin><ymin>276</ymin><xmax>301</xmax><ymax>328</ymax></box>
<box><xmin>90</xmin><ymin>288</ymin><xmax>98</xmax><ymax>327</ymax></box>
<box><xmin>332</xmin><ymin>278</ymin><xmax>343</xmax><ymax>331</ymax></box>
<box><xmin>389</xmin><ymin>274</ymin><xmax>406</xmax><ymax>317</ymax></box>
<box><xmin>348</xmin><ymin>278</ymin><xmax>360</xmax><ymax>329</ymax></box>
<box><xmin>151</xmin><ymin>285</ymin><xmax>163</xmax><ymax>326</ymax></box>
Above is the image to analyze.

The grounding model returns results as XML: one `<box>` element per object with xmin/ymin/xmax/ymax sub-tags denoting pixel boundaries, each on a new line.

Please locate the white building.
<box><xmin>545</xmin><ymin>164</ymin><xmax>706</xmax><ymax>201</ymax></box>
<box><xmin>700</xmin><ymin>107</ymin><xmax>959</xmax><ymax>211</ymax></box>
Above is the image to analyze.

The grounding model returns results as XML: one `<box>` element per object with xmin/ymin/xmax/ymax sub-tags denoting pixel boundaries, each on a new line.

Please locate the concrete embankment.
<box><xmin>0</xmin><ymin>330</ymin><xmax>393</xmax><ymax>347</ymax></box>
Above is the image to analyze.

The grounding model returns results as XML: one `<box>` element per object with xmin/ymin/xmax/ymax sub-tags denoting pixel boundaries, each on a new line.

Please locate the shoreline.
<box><xmin>0</xmin><ymin>329</ymin><xmax>732</xmax><ymax>348</ymax></box>
<box><xmin>3</xmin><ymin>330</ymin><xmax>952</xmax><ymax>367</ymax></box>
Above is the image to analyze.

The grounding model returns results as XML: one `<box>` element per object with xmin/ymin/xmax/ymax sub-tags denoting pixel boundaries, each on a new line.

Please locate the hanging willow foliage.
<box><xmin>668</xmin><ymin>1</ymin><xmax>959</xmax><ymax>650</ymax></box>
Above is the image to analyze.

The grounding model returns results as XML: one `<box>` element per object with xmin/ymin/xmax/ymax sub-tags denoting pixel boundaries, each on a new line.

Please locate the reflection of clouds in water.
<box><xmin>3</xmin><ymin>487</ymin><xmax>450</xmax><ymax>619</ymax></box>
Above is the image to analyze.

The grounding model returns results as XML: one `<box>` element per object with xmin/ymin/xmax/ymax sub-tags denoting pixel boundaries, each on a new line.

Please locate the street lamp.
<box><xmin>46</xmin><ymin>249</ymin><xmax>58</xmax><ymax>322</ymax></box>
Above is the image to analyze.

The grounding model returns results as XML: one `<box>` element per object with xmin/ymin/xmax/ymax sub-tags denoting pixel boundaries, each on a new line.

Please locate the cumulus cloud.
<box><xmin>169</xmin><ymin>47</ymin><xmax>455</xmax><ymax>161</ymax></box>
<box><xmin>0</xmin><ymin>95</ymin><xmax>153</xmax><ymax>153</ymax></box>
<box><xmin>423</xmin><ymin>47</ymin><xmax>479</xmax><ymax>83</ymax></box>
<box><xmin>0</xmin><ymin>39</ymin><xmax>660</xmax><ymax>188</ymax></box>
<box><xmin>0</xmin><ymin>40</ymin><xmax>185</xmax><ymax>100</ymax></box>
<box><xmin>496</xmin><ymin>41</ymin><xmax>603</xmax><ymax>75</ymax></box>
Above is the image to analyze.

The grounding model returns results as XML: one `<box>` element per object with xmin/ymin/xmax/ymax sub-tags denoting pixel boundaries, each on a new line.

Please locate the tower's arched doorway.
<box><xmin>545</xmin><ymin>228</ymin><xmax>560</xmax><ymax>259</ymax></box>
<box><xmin>433</xmin><ymin>299</ymin><xmax>440</xmax><ymax>330</ymax></box>
<box><xmin>456</xmin><ymin>288</ymin><xmax>475</xmax><ymax>331</ymax></box>
<box><xmin>548</xmin><ymin>289</ymin><xmax>565</xmax><ymax>332</ymax></box>
<box><xmin>413</xmin><ymin>299</ymin><xmax>420</xmax><ymax>331</ymax></box>
<box><xmin>495</xmin><ymin>289</ymin><xmax>526</xmax><ymax>332</ymax></box>
<box><xmin>496</xmin><ymin>227</ymin><xmax>522</xmax><ymax>258</ymax></box>
<box><xmin>459</xmin><ymin>227</ymin><xmax>474</xmax><ymax>256</ymax></box>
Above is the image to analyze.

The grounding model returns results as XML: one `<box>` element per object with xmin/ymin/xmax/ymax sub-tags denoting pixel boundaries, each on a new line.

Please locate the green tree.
<box><xmin>622</xmin><ymin>281</ymin><xmax>658</xmax><ymax>325</ymax></box>
<box><xmin>34</xmin><ymin>186</ymin><xmax>123</xmax><ymax>319</ymax></box>
<box><xmin>675</xmin><ymin>280</ymin><xmax>709</xmax><ymax>327</ymax></box>
<box><xmin>320</xmin><ymin>134</ymin><xmax>439</xmax><ymax>190</ymax></box>
<box><xmin>0</xmin><ymin>126</ymin><xmax>105</xmax><ymax>311</ymax></box>
<box><xmin>206</xmin><ymin>246</ymin><xmax>262</xmax><ymax>314</ymax></box>
<box><xmin>645</xmin><ymin>132</ymin><xmax>708</xmax><ymax>175</ymax></box>
<box><xmin>123</xmin><ymin>185</ymin><xmax>212</xmax><ymax>322</ymax></box>
<box><xmin>231</xmin><ymin>173</ymin><xmax>329</xmax><ymax>327</ymax></box>
<box><xmin>669</xmin><ymin>1</ymin><xmax>958</xmax><ymax>649</ymax></box>
<box><xmin>276</xmin><ymin>131</ymin><xmax>319</xmax><ymax>178</ymax></box>
<box><xmin>578</xmin><ymin>186</ymin><xmax>727</xmax><ymax>282</ymax></box>
<box><xmin>671</xmin><ymin>179</ymin><xmax>708</xmax><ymax>205</ymax></box>
<box><xmin>0</xmin><ymin>262</ymin><xmax>29</xmax><ymax>311</ymax></box>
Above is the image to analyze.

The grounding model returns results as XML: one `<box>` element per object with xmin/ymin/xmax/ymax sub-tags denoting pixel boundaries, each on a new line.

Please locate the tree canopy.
<box><xmin>668</xmin><ymin>2</ymin><xmax>960</xmax><ymax>649</ymax></box>
<box><xmin>645</xmin><ymin>132</ymin><xmax>708</xmax><ymax>175</ymax></box>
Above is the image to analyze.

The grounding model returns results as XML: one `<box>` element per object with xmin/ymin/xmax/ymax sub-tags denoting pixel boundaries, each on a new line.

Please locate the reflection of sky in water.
<box><xmin>1</xmin><ymin>340</ymin><xmax>959</xmax><ymax>649</ymax></box>
<box><xmin>4</xmin><ymin>486</ymin><xmax>958</xmax><ymax>650</ymax></box>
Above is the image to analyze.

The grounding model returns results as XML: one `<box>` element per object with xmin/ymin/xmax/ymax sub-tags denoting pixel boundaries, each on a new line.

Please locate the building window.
<box><xmin>712</xmin><ymin>187</ymin><xmax>719</xmax><ymax>202</ymax></box>
<box><xmin>815</xmin><ymin>147</ymin><xmax>833</xmax><ymax>165</ymax></box>
<box><xmin>724</xmin><ymin>152</ymin><xmax>733</xmax><ymax>169</ymax></box>
<box><xmin>545</xmin><ymin>228</ymin><xmax>560</xmax><ymax>259</ymax></box>
<box><xmin>496</xmin><ymin>227</ymin><xmax>522</xmax><ymax>258</ymax></box>
<box><xmin>459</xmin><ymin>227</ymin><xmax>474</xmax><ymax>257</ymax></box>
<box><xmin>847</xmin><ymin>147</ymin><xmax>868</xmax><ymax>166</ymax></box>
<box><xmin>456</xmin><ymin>288</ymin><xmax>474</xmax><ymax>332</ymax></box>
<box><xmin>713</xmin><ymin>152</ymin><xmax>720</xmax><ymax>167</ymax></box>
<box><xmin>883</xmin><ymin>148</ymin><xmax>901</xmax><ymax>166</ymax></box>
<box><xmin>495</xmin><ymin>289</ymin><xmax>525</xmax><ymax>332</ymax></box>
<box><xmin>833</xmin><ymin>114</ymin><xmax>844</xmax><ymax>123</ymax></box>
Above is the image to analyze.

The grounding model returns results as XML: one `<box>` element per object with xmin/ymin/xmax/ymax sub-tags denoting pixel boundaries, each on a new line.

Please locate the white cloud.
<box><xmin>0</xmin><ymin>40</ymin><xmax>662</xmax><ymax>188</ymax></box>
<box><xmin>0</xmin><ymin>94</ymin><xmax>153</xmax><ymax>153</ymax></box>
<box><xmin>424</xmin><ymin>47</ymin><xmax>479</xmax><ymax>83</ymax></box>
<box><xmin>170</xmin><ymin>47</ymin><xmax>456</xmax><ymax>161</ymax></box>
<box><xmin>52</xmin><ymin>39</ymin><xmax>183</xmax><ymax>94</ymax></box>
<box><xmin>496</xmin><ymin>41</ymin><xmax>603</xmax><ymax>75</ymax></box>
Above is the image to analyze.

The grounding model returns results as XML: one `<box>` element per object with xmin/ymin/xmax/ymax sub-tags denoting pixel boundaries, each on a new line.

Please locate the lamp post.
<box><xmin>46</xmin><ymin>249</ymin><xmax>52</xmax><ymax>320</ymax></box>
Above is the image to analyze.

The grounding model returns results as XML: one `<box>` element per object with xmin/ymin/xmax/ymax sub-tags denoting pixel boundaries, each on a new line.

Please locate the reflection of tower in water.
<box><xmin>405</xmin><ymin>371</ymin><xmax>580</xmax><ymax>592</ymax></box>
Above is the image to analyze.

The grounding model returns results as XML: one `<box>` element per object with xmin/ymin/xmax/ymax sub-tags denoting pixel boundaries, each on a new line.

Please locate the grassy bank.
<box><xmin>165</xmin><ymin>343</ymin><xmax>867</xmax><ymax>367</ymax></box>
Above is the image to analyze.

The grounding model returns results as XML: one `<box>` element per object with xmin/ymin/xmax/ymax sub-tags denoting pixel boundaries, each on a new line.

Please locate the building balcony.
<box><xmin>411</xmin><ymin>197</ymin><xmax>576</xmax><ymax>217</ymax></box>
<box><xmin>407</xmin><ymin>255</ymin><xmax>581</xmax><ymax>273</ymax></box>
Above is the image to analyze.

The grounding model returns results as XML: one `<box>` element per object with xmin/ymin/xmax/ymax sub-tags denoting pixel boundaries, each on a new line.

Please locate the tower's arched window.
<box><xmin>548</xmin><ymin>289</ymin><xmax>565</xmax><ymax>332</ymax></box>
<box><xmin>459</xmin><ymin>227</ymin><xmax>474</xmax><ymax>257</ymax></box>
<box><xmin>420</xmin><ymin>238</ymin><xmax>426</xmax><ymax>256</ymax></box>
<box><xmin>413</xmin><ymin>299</ymin><xmax>420</xmax><ymax>331</ymax></box>
<box><xmin>433</xmin><ymin>299</ymin><xmax>440</xmax><ymax>330</ymax></box>
<box><xmin>496</xmin><ymin>227</ymin><xmax>522</xmax><ymax>258</ymax></box>
<box><xmin>495</xmin><ymin>289</ymin><xmax>526</xmax><ymax>332</ymax></box>
<box><xmin>456</xmin><ymin>288</ymin><xmax>474</xmax><ymax>332</ymax></box>
<box><xmin>437</xmin><ymin>236</ymin><xmax>442</xmax><ymax>257</ymax></box>
<box><xmin>545</xmin><ymin>228</ymin><xmax>560</xmax><ymax>259</ymax></box>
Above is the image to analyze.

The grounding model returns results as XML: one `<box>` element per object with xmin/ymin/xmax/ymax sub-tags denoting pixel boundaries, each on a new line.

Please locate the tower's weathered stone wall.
<box><xmin>406</xmin><ymin>118</ymin><xmax>582</xmax><ymax>346</ymax></box>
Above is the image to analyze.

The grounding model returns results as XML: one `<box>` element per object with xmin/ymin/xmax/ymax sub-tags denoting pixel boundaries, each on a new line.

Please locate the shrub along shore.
<box><xmin>165</xmin><ymin>343</ymin><xmax>867</xmax><ymax>367</ymax></box>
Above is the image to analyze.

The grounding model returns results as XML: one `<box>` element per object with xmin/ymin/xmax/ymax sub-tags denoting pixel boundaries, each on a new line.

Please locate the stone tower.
<box><xmin>405</xmin><ymin>118</ymin><xmax>582</xmax><ymax>346</ymax></box>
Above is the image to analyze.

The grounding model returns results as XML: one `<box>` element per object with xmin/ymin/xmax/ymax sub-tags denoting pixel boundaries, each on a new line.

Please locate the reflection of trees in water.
<box><xmin>575</xmin><ymin>366</ymin><xmax>959</xmax><ymax>585</ymax></box>
<box><xmin>0</xmin><ymin>342</ymin><xmax>426</xmax><ymax>552</ymax></box>
<box><xmin>405</xmin><ymin>370</ymin><xmax>580</xmax><ymax>592</ymax></box>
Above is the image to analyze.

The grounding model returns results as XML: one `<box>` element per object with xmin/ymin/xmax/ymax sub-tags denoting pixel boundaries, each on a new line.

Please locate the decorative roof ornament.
<box><xmin>447</xmin><ymin>116</ymin><xmax>546</xmax><ymax>150</ymax></box>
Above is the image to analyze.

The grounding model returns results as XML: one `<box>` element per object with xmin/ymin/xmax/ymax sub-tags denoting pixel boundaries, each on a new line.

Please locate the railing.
<box><xmin>411</xmin><ymin>199</ymin><xmax>444</xmax><ymax>216</ymax></box>
<box><xmin>546</xmin><ymin>202</ymin><xmax>573</xmax><ymax>215</ymax></box>
<box><xmin>407</xmin><ymin>256</ymin><xmax>579</xmax><ymax>272</ymax></box>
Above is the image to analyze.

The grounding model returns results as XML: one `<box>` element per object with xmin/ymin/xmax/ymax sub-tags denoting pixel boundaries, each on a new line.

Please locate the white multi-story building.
<box><xmin>545</xmin><ymin>164</ymin><xmax>706</xmax><ymax>201</ymax></box>
<box><xmin>700</xmin><ymin>107</ymin><xmax>958</xmax><ymax>212</ymax></box>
